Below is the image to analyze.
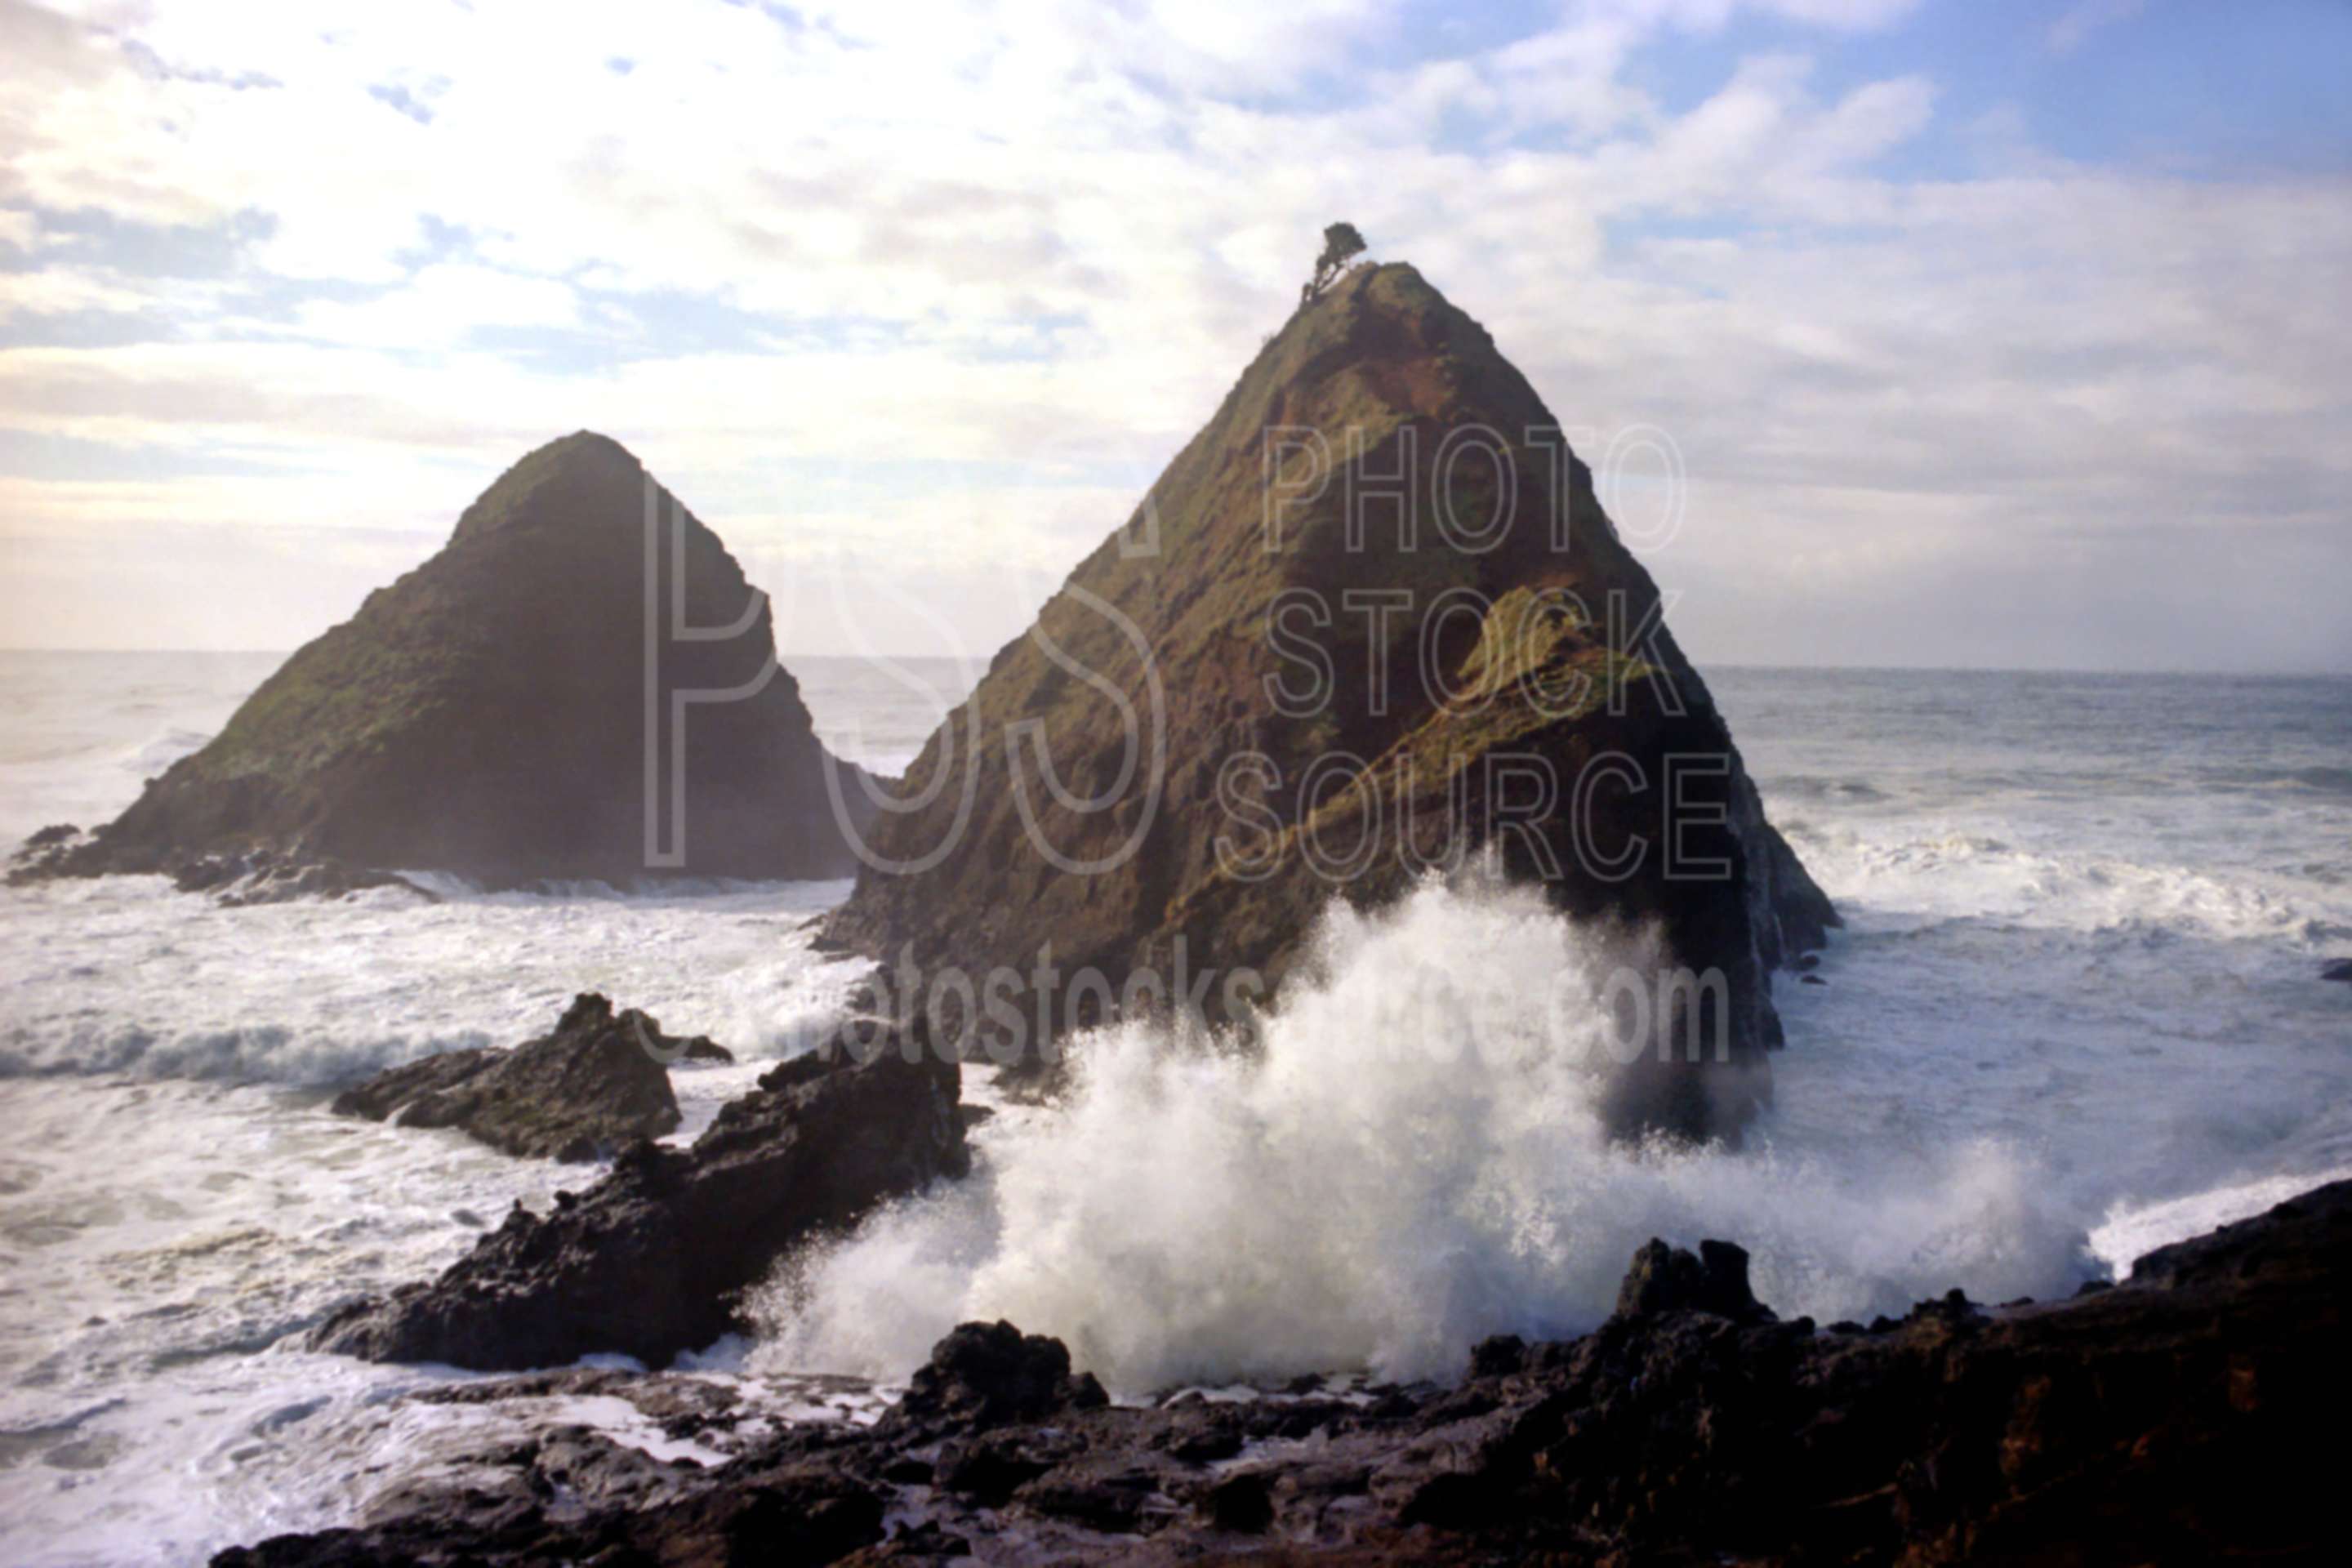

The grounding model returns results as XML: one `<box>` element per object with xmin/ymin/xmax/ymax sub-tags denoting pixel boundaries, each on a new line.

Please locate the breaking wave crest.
<box><xmin>755</xmin><ymin>874</ymin><xmax>2094</xmax><ymax>1392</ymax></box>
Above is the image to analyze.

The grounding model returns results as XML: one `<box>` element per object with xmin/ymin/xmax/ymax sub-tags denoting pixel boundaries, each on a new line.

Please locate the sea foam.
<box><xmin>755</xmin><ymin>871</ymin><xmax>2094</xmax><ymax>1392</ymax></box>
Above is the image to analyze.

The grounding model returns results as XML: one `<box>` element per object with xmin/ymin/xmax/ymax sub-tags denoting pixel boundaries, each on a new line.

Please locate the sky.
<box><xmin>1</xmin><ymin>0</ymin><xmax>2347</xmax><ymax>672</ymax></box>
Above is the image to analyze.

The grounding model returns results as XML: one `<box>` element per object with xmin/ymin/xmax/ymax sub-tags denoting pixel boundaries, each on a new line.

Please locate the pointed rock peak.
<box><xmin>501</xmin><ymin>429</ymin><xmax>646</xmax><ymax>483</ymax></box>
<box><xmin>1224</xmin><ymin>260</ymin><xmax>1519</xmax><ymax>439</ymax></box>
<box><xmin>452</xmin><ymin>430</ymin><xmax>652</xmax><ymax>544</ymax></box>
<box><xmin>825</xmin><ymin>249</ymin><xmax>1834</xmax><ymax>1143</ymax></box>
<box><xmin>1318</xmin><ymin>257</ymin><xmax>1441</xmax><ymax>311</ymax></box>
<box><xmin>53</xmin><ymin>420</ymin><xmax>865</xmax><ymax>889</ymax></box>
<box><xmin>1290</xmin><ymin>261</ymin><xmax>1475</xmax><ymax>342</ymax></box>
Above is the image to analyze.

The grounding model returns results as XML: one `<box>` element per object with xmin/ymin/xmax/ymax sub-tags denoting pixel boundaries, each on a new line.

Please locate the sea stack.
<box><xmin>825</xmin><ymin>262</ymin><xmax>1834</xmax><ymax>1140</ymax></box>
<box><xmin>37</xmin><ymin>433</ymin><xmax>866</xmax><ymax>889</ymax></box>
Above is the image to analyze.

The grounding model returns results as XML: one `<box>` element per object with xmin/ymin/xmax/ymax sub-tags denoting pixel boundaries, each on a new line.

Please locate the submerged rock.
<box><xmin>10</xmin><ymin>826</ymin><xmax>430</xmax><ymax>906</ymax></box>
<box><xmin>192</xmin><ymin>850</ymin><xmax>426</xmax><ymax>906</ymax></box>
<box><xmin>25</xmin><ymin>432</ymin><xmax>866</xmax><ymax>890</ymax></box>
<box><xmin>330</xmin><ymin>993</ymin><xmax>684</xmax><ymax>1161</ymax></box>
<box><xmin>308</xmin><ymin>1019</ymin><xmax>966</xmax><ymax>1370</ymax></box>
<box><xmin>6</xmin><ymin>823</ymin><xmax>84</xmax><ymax>880</ymax></box>
<box><xmin>824</xmin><ymin>263</ymin><xmax>1833</xmax><ymax>1142</ymax></box>
<box><xmin>232</xmin><ymin>1178</ymin><xmax>2352</xmax><ymax>1566</ymax></box>
<box><xmin>678</xmin><ymin>1033</ymin><xmax>735</xmax><ymax>1063</ymax></box>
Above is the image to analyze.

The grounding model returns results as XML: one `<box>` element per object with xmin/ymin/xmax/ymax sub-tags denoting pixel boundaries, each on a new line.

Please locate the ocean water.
<box><xmin>2</xmin><ymin>652</ymin><xmax>2348</xmax><ymax>1562</ymax></box>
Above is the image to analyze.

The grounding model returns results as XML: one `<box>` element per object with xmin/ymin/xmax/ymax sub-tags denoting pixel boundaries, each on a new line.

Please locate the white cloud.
<box><xmin>0</xmin><ymin>265</ymin><xmax>158</xmax><ymax>316</ymax></box>
<box><xmin>0</xmin><ymin>0</ymin><xmax>2343</xmax><ymax>669</ymax></box>
<box><xmin>2048</xmin><ymin>0</ymin><xmax>2146</xmax><ymax>56</ymax></box>
<box><xmin>286</xmin><ymin>265</ymin><xmax>583</xmax><ymax>350</ymax></box>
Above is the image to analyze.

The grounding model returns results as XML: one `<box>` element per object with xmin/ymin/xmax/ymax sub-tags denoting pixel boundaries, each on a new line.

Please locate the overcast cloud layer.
<box><xmin>1</xmin><ymin>0</ymin><xmax>2345</xmax><ymax>670</ymax></box>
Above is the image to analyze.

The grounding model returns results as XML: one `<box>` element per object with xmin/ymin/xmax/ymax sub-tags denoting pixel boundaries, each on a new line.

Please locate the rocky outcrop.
<box><xmin>1612</xmin><ymin>1233</ymin><xmax>1773</xmax><ymax>1321</ymax></box>
<box><xmin>185</xmin><ymin>849</ymin><xmax>428</xmax><ymax>906</ymax></box>
<box><xmin>8</xmin><ymin>829</ymin><xmax>425</xmax><ymax>903</ymax></box>
<box><xmin>24</xmin><ymin>432</ymin><xmax>865</xmax><ymax>890</ymax></box>
<box><xmin>220</xmin><ymin>1178</ymin><xmax>2352</xmax><ymax>1566</ymax></box>
<box><xmin>824</xmin><ymin>264</ymin><xmax>1833</xmax><ymax>1141</ymax></box>
<box><xmin>7</xmin><ymin>823</ymin><xmax>86</xmax><ymax>880</ymax></box>
<box><xmin>308</xmin><ymin>1020</ymin><xmax>965</xmax><ymax>1370</ymax></box>
<box><xmin>330</xmin><ymin>994</ymin><xmax>686</xmax><ymax>1162</ymax></box>
<box><xmin>882</xmin><ymin>1320</ymin><xmax>1110</xmax><ymax>1441</ymax></box>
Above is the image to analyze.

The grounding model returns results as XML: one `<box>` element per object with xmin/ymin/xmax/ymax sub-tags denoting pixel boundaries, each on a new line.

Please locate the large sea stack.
<box><xmin>37</xmin><ymin>433</ymin><xmax>864</xmax><ymax>887</ymax></box>
<box><xmin>826</xmin><ymin>263</ymin><xmax>1833</xmax><ymax>1139</ymax></box>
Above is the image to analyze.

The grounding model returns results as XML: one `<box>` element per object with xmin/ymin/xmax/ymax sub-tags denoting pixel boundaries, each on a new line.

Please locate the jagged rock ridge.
<box><xmin>308</xmin><ymin>1018</ymin><xmax>967</xmax><ymax>1370</ymax></box>
<box><xmin>329</xmin><ymin>993</ymin><xmax>728</xmax><ymax>1162</ymax></box>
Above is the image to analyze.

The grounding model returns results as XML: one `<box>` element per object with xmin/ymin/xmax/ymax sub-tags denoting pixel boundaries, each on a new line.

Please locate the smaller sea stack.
<box><xmin>30</xmin><ymin>433</ymin><xmax>866</xmax><ymax>889</ymax></box>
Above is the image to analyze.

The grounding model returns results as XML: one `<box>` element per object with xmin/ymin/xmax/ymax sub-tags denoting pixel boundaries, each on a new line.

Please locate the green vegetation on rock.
<box><xmin>826</xmin><ymin>262</ymin><xmax>1836</xmax><ymax>1142</ymax></box>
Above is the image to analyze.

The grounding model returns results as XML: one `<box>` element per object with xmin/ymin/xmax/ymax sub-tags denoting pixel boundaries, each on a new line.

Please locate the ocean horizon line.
<box><xmin>1</xmin><ymin>645</ymin><xmax>2345</xmax><ymax>682</ymax></box>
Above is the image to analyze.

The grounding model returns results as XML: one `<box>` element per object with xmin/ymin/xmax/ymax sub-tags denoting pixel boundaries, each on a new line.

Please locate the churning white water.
<box><xmin>1</xmin><ymin>654</ymin><xmax>2348</xmax><ymax>1563</ymax></box>
<box><xmin>756</xmin><ymin>871</ymin><xmax>2089</xmax><ymax>1392</ymax></box>
<box><xmin>757</xmin><ymin>671</ymin><xmax>2352</xmax><ymax>1392</ymax></box>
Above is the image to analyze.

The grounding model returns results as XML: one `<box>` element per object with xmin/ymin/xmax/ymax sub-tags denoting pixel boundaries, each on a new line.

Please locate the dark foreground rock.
<box><xmin>331</xmin><ymin>993</ymin><xmax>686</xmax><ymax>1161</ymax></box>
<box><xmin>237</xmin><ymin>1178</ymin><xmax>2352</xmax><ymax>1566</ymax></box>
<box><xmin>308</xmin><ymin>1020</ymin><xmax>965</xmax><ymax>1370</ymax></box>
<box><xmin>824</xmin><ymin>262</ymin><xmax>1833</xmax><ymax>1143</ymax></box>
<box><xmin>884</xmin><ymin>1320</ymin><xmax>1110</xmax><ymax>1441</ymax></box>
<box><xmin>18</xmin><ymin>431</ymin><xmax>867</xmax><ymax>889</ymax></box>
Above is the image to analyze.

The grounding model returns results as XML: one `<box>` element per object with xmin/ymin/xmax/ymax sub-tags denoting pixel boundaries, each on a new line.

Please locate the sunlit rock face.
<box><xmin>826</xmin><ymin>263</ymin><xmax>1833</xmax><ymax>1142</ymax></box>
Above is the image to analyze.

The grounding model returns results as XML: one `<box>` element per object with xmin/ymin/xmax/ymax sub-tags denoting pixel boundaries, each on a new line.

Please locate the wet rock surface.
<box><xmin>330</xmin><ymin>993</ymin><xmax>684</xmax><ymax>1161</ymax></box>
<box><xmin>1613</xmin><ymin>1234</ymin><xmax>1774</xmax><ymax>1321</ymax></box>
<box><xmin>173</xmin><ymin>848</ymin><xmax>428</xmax><ymax>905</ymax></box>
<box><xmin>307</xmin><ymin>1019</ymin><xmax>967</xmax><ymax>1370</ymax></box>
<box><xmin>884</xmin><ymin>1320</ymin><xmax>1110</xmax><ymax>1441</ymax></box>
<box><xmin>7</xmin><ymin>823</ymin><xmax>87</xmax><ymax>881</ymax></box>
<box><xmin>7</xmin><ymin>829</ymin><xmax>423</xmax><ymax>905</ymax></box>
<box><xmin>234</xmin><ymin>1178</ymin><xmax>2352</xmax><ymax>1566</ymax></box>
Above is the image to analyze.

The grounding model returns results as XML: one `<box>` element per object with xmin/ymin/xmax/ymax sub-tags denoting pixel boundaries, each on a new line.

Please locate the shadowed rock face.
<box><xmin>825</xmin><ymin>263</ymin><xmax>1833</xmax><ymax>1140</ymax></box>
<box><xmin>35</xmin><ymin>432</ymin><xmax>864</xmax><ymax>888</ymax></box>
<box><xmin>308</xmin><ymin>1021</ymin><xmax>966</xmax><ymax>1370</ymax></box>
<box><xmin>1613</xmin><ymin>1234</ymin><xmax>1774</xmax><ymax>1322</ymax></box>
<box><xmin>330</xmin><ymin>993</ymin><xmax>690</xmax><ymax>1162</ymax></box>
<box><xmin>882</xmin><ymin>1320</ymin><xmax>1111</xmax><ymax>1442</ymax></box>
<box><xmin>225</xmin><ymin>1179</ymin><xmax>2352</xmax><ymax>1566</ymax></box>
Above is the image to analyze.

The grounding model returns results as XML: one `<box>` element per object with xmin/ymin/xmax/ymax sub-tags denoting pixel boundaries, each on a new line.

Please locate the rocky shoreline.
<box><xmin>20</xmin><ymin>258</ymin><xmax>2330</xmax><ymax>1567</ymax></box>
<box><xmin>219</xmin><ymin>1177</ymin><xmax>2352</xmax><ymax>1566</ymax></box>
<box><xmin>309</xmin><ymin>1018</ymin><xmax>968</xmax><ymax>1372</ymax></box>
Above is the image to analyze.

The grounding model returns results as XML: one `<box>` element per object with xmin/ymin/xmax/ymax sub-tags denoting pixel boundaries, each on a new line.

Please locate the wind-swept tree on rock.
<box><xmin>1300</xmin><ymin>220</ymin><xmax>1367</xmax><ymax>304</ymax></box>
